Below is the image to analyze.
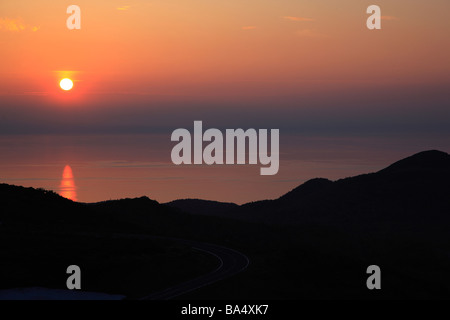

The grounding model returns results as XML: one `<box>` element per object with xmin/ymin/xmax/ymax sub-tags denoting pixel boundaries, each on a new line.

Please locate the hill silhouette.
<box><xmin>166</xmin><ymin>199</ymin><xmax>239</xmax><ymax>217</ymax></box>
<box><xmin>380</xmin><ymin>149</ymin><xmax>450</xmax><ymax>173</ymax></box>
<box><xmin>3</xmin><ymin>150</ymin><xmax>449</xmax><ymax>225</ymax></box>
<box><xmin>171</xmin><ymin>150</ymin><xmax>450</xmax><ymax>226</ymax></box>
<box><xmin>1</xmin><ymin>150</ymin><xmax>450</xmax><ymax>299</ymax></box>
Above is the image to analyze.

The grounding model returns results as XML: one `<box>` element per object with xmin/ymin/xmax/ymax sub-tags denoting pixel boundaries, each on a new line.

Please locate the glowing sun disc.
<box><xmin>60</xmin><ymin>78</ymin><xmax>74</xmax><ymax>91</ymax></box>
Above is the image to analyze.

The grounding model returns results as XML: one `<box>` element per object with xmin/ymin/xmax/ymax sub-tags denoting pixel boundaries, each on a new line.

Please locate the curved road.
<box><xmin>66</xmin><ymin>232</ymin><xmax>250</xmax><ymax>300</ymax></box>
<box><xmin>138</xmin><ymin>237</ymin><xmax>250</xmax><ymax>300</ymax></box>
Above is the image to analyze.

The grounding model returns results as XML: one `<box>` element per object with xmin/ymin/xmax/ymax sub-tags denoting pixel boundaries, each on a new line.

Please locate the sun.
<box><xmin>60</xmin><ymin>78</ymin><xmax>74</xmax><ymax>91</ymax></box>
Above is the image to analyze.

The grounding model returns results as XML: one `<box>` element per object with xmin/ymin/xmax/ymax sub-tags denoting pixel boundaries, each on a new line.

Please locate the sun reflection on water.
<box><xmin>60</xmin><ymin>165</ymin><xmax>77</xmax><ymax>201</ymax></box>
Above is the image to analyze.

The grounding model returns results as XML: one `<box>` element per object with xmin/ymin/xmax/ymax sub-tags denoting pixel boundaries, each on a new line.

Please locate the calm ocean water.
<box><xmin>1</xmin><ymin>133</ymin><xmax>448</xmax><ymax>204</ymax></box>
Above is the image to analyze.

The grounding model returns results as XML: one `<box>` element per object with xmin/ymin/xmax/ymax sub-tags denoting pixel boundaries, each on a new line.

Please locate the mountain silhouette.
<box><xmin>1</xmin><ymin>150</ymin><xmax>450</xmax><ymax>299</ymax></box>
<box><xmin>170</xmin><ymin>150</ymin><xmax>450</xmax><ymax>226</ymax></box>
<box><xmin>379</xmin><ymin>150</ymin><xmax>450</xmax><ymax>173</ymax></box>
<box><xmin>275</xmin><ymin>177</ymin><xmax>334</xmax><ymax>202</ymax></box>
<box><xmin>2</xmin><ymin>150</ymin><xmax>449</xmax><ymax>227</ymax></box>
<box><xmin>166</xmin><ymin>199</ymin><xmax>239</xmax><ymax>217</ymax></box>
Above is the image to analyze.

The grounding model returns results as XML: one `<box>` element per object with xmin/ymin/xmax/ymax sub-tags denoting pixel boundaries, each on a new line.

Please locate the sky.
<box><xmin>1</xmin><ymin>0</ymin><xmax>449</xmax><ymax>135</ymax></box>
<box><xmin>1</xmin><ymin>0</ymin><xmax>449</xmax><ymax>203</ymax></box>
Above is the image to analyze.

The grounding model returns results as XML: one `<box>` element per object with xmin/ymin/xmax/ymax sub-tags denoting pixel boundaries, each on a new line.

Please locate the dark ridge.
<box><xmin>278</xmin><ymin>178</ymin><xmax>333</xmax><ymax>201</ymax></box>
<box><xmin>90</xmin><ymin>196</ymin><xmax>160</xmax><ymax>211</ymax></box>
<box><xmin>379</xmin><ymin>150</ymin><xmax>450</xmax><ymax>174</ymax></box>
<box><xmin>2</xmin><ymin>149</ymin><xmax>450</xmax><ymax>227</ymax></box>
<box><xmin>231</xmin><ymin>150</ymin><xmax>450</xmax><ymax>225</ymax></box>
<box><xmin>0</xmin><ymin>183</ymin><xmax>71</xmax><ymax>204</ymax></box>
<box><xmin>2</xmin><ymin>150</ymin><xmax>450</xmax><ymax>299</ymax></box>
<box><xmin>165</xmin><ymin>199</ymin><xmax>239</xmax><ymax>217</ymax></box>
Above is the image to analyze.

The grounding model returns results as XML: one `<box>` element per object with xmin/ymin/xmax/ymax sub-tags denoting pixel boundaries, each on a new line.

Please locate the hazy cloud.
<box><xmin>117</xmin><ymin>5</ymin><xmax>131</xmax><ymax>11</ymax></box>
<box><xmin>283</xmin><ymin>16</ymin><xmax>315</xmax><ymax>22</ymax></box>
<box><xmin>0</xmin><ymin>17</ymin><xmax>39</xmax><ymax>32</ymax></box>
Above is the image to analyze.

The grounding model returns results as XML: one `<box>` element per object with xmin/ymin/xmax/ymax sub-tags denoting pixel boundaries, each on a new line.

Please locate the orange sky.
<box><xmin>1</xmin><ymin>0</ymin><xmax>449</xmax><ymax>100</ymax></box>
<box><xmin>1</xmin><ymin>1</ymin><xmax>450</xmax><ymax>203</ymax></box>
